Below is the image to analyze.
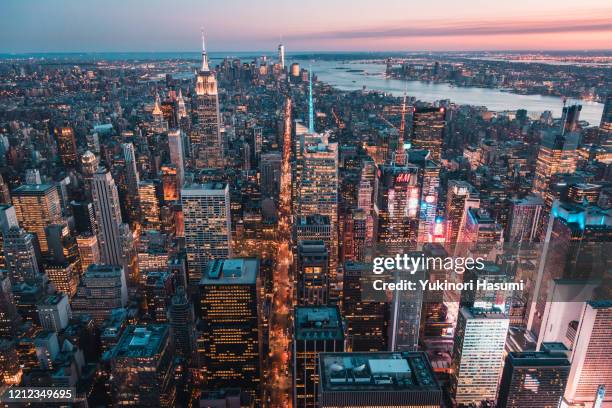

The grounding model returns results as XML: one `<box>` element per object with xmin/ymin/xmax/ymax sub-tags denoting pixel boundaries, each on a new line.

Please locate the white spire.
<box><xmin>200</xmin><ymin>28</ymin><xmax>210</xmax><ymax>72</ymax></box>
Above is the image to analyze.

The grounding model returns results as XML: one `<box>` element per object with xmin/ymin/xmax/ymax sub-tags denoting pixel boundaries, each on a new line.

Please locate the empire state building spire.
<box><xmin>200</xmin><ymin>28</ymin><xmax>210</xmax><ymax>72</ymax></box>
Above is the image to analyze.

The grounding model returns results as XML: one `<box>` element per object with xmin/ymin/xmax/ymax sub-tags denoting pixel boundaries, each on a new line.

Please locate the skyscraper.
<box><xmin>12</xmin><ymin>183</ymin><xmax>62</xmax><ymax>254</ymax></box>
<box><xmin>445</xmin><ymin>180</ymin><xmax>480</xmax><ymax>247</ymax></box>
<box><xmin>0</xmin><ymin>272</ymin><xmax>21</xmax><ymax>336</ymax></box>
<box><xmin>3</xmin><ymin>227</ymin><xmax>40</xmax><ymax>285</ymax></box>
<box><xmin>110</xmin><ymin>325</ymin><xmax>176</xmax><ymax>407</ymax></box>
<box><xmin>411</xmin><ymin>107</ymin><xmax>446</xmax><ymax>161</ymax></box>
<box><xmin>497</xmin><ymin>345</ymin><xmax>570</xmax><ymax>408</ymax></box>
<box><xmin>181</xmin><ymin>182</ymin><xmax>232</xmax><ymax>286</ymax></box>
<box><xmin>293</xmin><ymin>306</ymin><xmax>344</xmax><ymax>408</ymax></box>
<box><xmin>343</xmin><ymin>261</ymin><xmax>388</xmax><ymax>352</ymax></box>
<box><xmin>389</xmin><ymin>253</ymin><xmax>425</xmax><ymax>352</ymax></box>
<box><xmin>168</xmin><ymin>286</ymin><xmax>196</xmax><ymax>361</ymax></box>
<box><xmin>296</xmin><ymin>240</ymin><xmax>329</xmax><ymax>306</ymax></box>
<box><xmin>297</xmin><ymin>133</ymin><xmax>339</xmax><ymax>286</ymax></box>
<box><xmin>138</xmin><ymin>180</ymin><xmax>161</xmax><ymax>230</ymax></box>
<box><xmin>76</xmin><ymin>233</ymin><xmax>100</xmax><ymax>272</ymax></box>
<box><xmin>533</xmin><ymin>131</ymin><xmax>579</xmax><ymax>199</ymax></box>
<box><xmin>122</xmin><ymin>142</ymin><xmax>141</xmax><ymax>223</ymax></box>
<box><xmin>451</xmin><ymin>307</ymin><xmax>509</xmax><ymax>405</ymax></box>
<box><xmin>278</xmin><ymin>42</ymin><xmax>285</xmax><ymax>69</ymax></box>
<box><xmin>318</xmin><ymin>352</ymin><xmax>442</xmax><ymax>407</ymax></box>
<box><xmin>197</xmin><ymin>258</ymin><xmax>260</xmax><ymax>401</ymax></box>
<box><xmin>506</xmin><ymin>194</ymin><xmax>545</xmax><ymax>244</ymax></box>
<box><xmin>191</xmin><ymin>31</ymin><xmax>223</xmax><ymax>169</ymax></box>
<box><xmin>54</xmin><ymin>126</ymin><xmax>78</xmax><ymax>167</ymax></box>
<box><xmin>71</xmin><ymin>264</ymin><xmax>128</xmax><ymax>323</ymax></box>
<box><xmin>91</xmin><ymin>168</ymin><xmax>124</xmax><ymax>266</ymax></box>
<box><xmin>563</xmin><ymin>301</ymin><xmax>612</xmax><ymax>407</ymax></box>
<box><xmin>167</xmin><ymin>129</ymin><xmax>185</xmax><ymax>188</ymax></box>
<box><xmin>375</xmin><ymin>164</ymin><xmax>421</xmax><ymax>250</ymax></box>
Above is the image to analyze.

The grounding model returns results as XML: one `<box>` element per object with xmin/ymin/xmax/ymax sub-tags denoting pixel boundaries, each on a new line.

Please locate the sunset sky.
<box><xmin>1</xmin><ymin>0</ymin><xmax>611</xmax><ymax>53</ymax></box>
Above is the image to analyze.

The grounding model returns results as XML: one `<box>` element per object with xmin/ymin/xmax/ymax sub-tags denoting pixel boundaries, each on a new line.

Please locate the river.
<box><xmin>291</xmin><ymin>59</ymin><xmax>605</xmax><ymax>126</ymax></box>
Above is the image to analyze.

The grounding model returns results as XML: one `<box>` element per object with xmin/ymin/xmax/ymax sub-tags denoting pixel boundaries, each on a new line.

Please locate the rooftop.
<box><xmin>319</xmin><ymin>352</ymin><xmax>440</xmax><ymax>392</ymax></box>
<box><xmin>113</xmin><ymin>324</ymin><xmax>168</xmax><ymax>359</ymax></box>
<box><xmin>12</xmin><ymin>184</ymin><xmax>55</xmax><ymax>194</ymax></box>
<box><xmin>295</xmin><ymin>306</ymin><xmax>343</xmax><ymax>341</ymax></box>
<box><xmin>200</xmin><ymin>258</ymin><xmax>258</xmax><ymax>285</ymax></box>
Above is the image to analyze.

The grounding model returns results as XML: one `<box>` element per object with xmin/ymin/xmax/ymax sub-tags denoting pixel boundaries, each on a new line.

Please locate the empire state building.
<box><xmin>191</xmin><ymin>31</ymin><xmax>223</xmax><ymax>169</ymax></box>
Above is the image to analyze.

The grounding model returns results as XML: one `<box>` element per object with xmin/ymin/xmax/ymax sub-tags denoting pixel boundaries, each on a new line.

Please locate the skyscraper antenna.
<box><xmin>200</xmin><ymin>27</ymin><xmax>209</xmax><ymax>72</ymax></box>
<box><xmin>308</xmin><ymin>67</ymin><xmax>314</xmax><ymax>133</ymax></box>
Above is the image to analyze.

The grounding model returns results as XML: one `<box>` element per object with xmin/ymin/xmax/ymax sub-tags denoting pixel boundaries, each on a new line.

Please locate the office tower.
<box><xmin>0</xmin><ymin>272</ymin><xmax>21</xmax><ymax>336</ymax></box>
<box><xmin>458</xmin><ymin>208</ymin><xmax>503</xmax><ymax>260</ymax></box>
<box><xmin>506</xmin><ymin>195</ymin><xmax>545</xmax><ymax>244</ymax></box>
<box><xmin>91</xmin><ymin>168</ymin><xmax>124</xmax><ymax>266</ymax></box>
<box><xmin>497</xmin><ymin>345</ymin><xmax>570</xmax><ymax>408</ymax></box>
<box><xmin>144</xmin><ymin>271</ymin><xmax>173</xmax><ymax>322</ymax></box>
<box><xmin>344</xmin><ymin>209</ymin><xmax>367</xmax><ymax>262</ymax></box>
<box><xmin>191</xmin><ymin>31</ymin><xmax>223</xmax><ymax>169</ymax></box>
<box><xmin>0</xmin><ymin>204</ymin><xmax>18</xmax><ymax>268</ymax></box>
<box><xmin>561</xmin><ymin>103</ymin><xmax>582</xmax><ymax>134</ymax></box>
<box><xmin>169</xmin><ymin>286</ymin><xmax>195</xmax><ymax>360</ymax></box>
<box><xmin>527</xmin><ymin>201</ymin><xmax>610</xmax><ymax>338</ymax></box>
<box><xmin>533</xmin><ymin>131</ymin><xmax>579</xmax><ymax>198</ymax></box>
<box><xmin>563</xmin><ymin>301</ymin><xmax>612</xmax><ymax>407</ymax></box>
<box><xmin>375</xmin><ymin>164</ymin><xmax>421</xmax><ymax>250</ymax></box>
<box><xmin>167</xmin><ymin>129</ymin><xmax>185</xmax><ymax>187</ymax></box>
<box><xmin>176</xmin><ymin>88</ymin><xmax>188</xmax><ymax>121</ymax></box>
<box><xmin>110</xmin><ymin>325</ymin><xmax>176</xmax><ymax>407</ymax></box>
<box><xmin>389</xmin><ymin>253</ymin><xmax>425</xmax><ymax>352</ymax></box>
<box><xmin>71</xmin><ymin>264</ymin><xmax>127</xmax><ymax>323</ymax></box>
<box><xmin>45</xmin><ymin>223</ymin><xmax>79</xmax><ymax>265</ymax></box>
<box><xmin>408</xmin><ymin>150</ymin><xmax>441</xmax><ymax>244</ymax></box>
<box><xmin>3</xmin><ymin>227</ymin><xmax>40</xmax><ymax>285</ymax></box>
<box><xmin>181</xmin><ymin>182</ymin><xmax>232</xmax><ymax>286</ymax></box>
<box><xmin>122</xmin><ymin>142</ymin><xmax>140</xmax><ymax>222</ymax></box>
<box><xmin>160</xmin><ymin>166</ymin><xmax>179</xmax><ymax>202</ymax></box>
<box><xmin>260</xmin><ymin>151</ymin><xmax>282</xmax><ymax>197</ymax></box>
<box><xmin>44</xmin><ymin>262</ymin><xmax>78</xmax><ymax>297</ymax></box>
<box><xmin>451</xmin><ymin>307</ymin><xmax>509</xmax><ymax>405</ymax></box>
<box><xmin>411</xmin><ymin>107</ymin><xmax>445</xmax><ymax>161</ymax></box>
<box><xmin>297</xmin><ymin>134</ymin><xmax>339</xmax><ymax>285</ymax></box>
<box><xmin>76</xmin><ymin>233</ymin><xmax>100</xmax><ymax>272</ymax></box>
<box><xmin>198</xmin><ymin>259</ymin><xmax>260</xmax><ymax>400</ymax></box>
<box><xmin>151</xmin><ymin>94</ymin><xmax>167</xmax><ymax>131</ymax></box>
<box><xmin>567</xmin><ymin>183</ymin><xmax>602</xmax><ymax>204</ymax></box>
<box><xmin>296</xmin><ymin>240</ymin><xmax>329</xmax><ymax>306</ymax></box>
<box><xmin>599</xmin><ymin>94</ymin><xmax>612</xmax><ymax>154</ymax></box>
<box><xmin>318</xmin><ymin>352</ymin><xmax>442</xmax><ymax>407</ymax></box>
<box><xmin>138</xmin><ymin>180</ymin><xmax>161</xmax><ymax>230</ymax></box>
<box><xmin>357</xmin><ymin>177</ymin><xmax>375</xmax><ymax>246</ymax></box>
<box><xmin>25</xmin><ymin>169</ymin><xmax>41</xmax><ymax>184</ymax></box>
<box><xmin>278</xmin><ymin>42</ymin><xmax>285</xmax><ymax>69</ymax></box>
<box><xmin>295</xmin><ymin>214</ymin><xmax>332</xmax><ymax>244</ymax></box>
<box><xmin>445</xmin><ymin>180</ymin><xmax>480</xmax><ymax>246</ymax></box>
<box><xmin>36</xmin><ymin>293</ymin><xmax>71</xmax><ymax>332</ymax></box>
<box><xmin>54</xmin><ymin>126</ymin><xmax>77</xmax><ymax>167</ymax></box>
<box><xmin>12</xmin><ymin>183</ymin><xmax>62</xmax><ymax>254</ymax></box>
<box><xmin>293</xmin><ymin>306</ymin><xmax>344</xmax><ymax>408</ymax></box>
<box><xmin>343</xmin><ymin>262</ymin><xmax>388</xmax><ymax>351</ymax></box>
<box><xmin>461</xmin><ymin>262</ymin><xmax>513</xmax><ymax>313</ymax></box>
<box><xmin>34</xmin><ymin>330</ymin><xmax>60</xmax><ymax>369</ymax></box>
<box><xmin>291</xmin><ymin>63</ymin><xmax>300</xmax><ymax>77</ymax></box>
<box><xmin>70</xmin><ymin>200</ymin><xmax>95</xmax><ymax>234</ymax></box>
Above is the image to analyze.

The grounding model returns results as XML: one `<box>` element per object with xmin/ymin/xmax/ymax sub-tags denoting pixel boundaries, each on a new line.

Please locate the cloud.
<box><xmin>285</xmin><ymin>16</ymin><xmax>612</xmax><ymax>41</ymax></box>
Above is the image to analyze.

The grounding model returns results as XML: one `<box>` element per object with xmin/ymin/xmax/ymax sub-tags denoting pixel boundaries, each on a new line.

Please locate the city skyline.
<box><xmin>1</xmin><ymin>1</ymin><xmax>612</xmax><ymax>53</ymax></box>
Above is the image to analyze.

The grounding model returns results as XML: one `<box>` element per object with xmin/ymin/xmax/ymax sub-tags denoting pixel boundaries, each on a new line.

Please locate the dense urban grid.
<box><xmin>0</xmin><ymin>34</ymin><xmax>610</xmax><ymax>408</ymax></box>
